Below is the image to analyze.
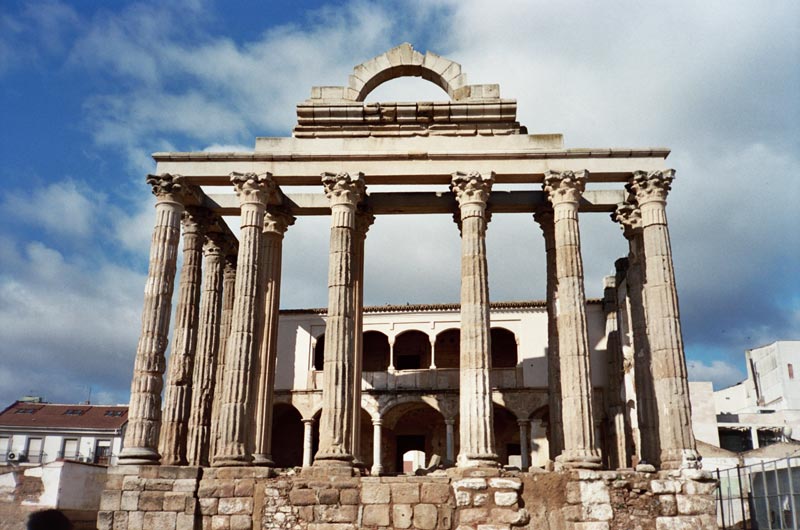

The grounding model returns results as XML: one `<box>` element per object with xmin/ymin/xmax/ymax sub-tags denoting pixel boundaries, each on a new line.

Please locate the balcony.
<box><xmin>311</xmin><ymin>366</ymin><xmax>524</xmax><ymax>392</ymax></box>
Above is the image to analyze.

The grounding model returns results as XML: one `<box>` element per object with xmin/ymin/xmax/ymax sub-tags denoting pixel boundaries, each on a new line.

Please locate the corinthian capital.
<box><xmin>322</xmin><ymin>172</ymin><xmax>366</xmax><ymax>207</ymax></box>
<box><xmin>543</xmin><ymin>170</ymin><xmax>587</xmax><ymax>206</ymax></box>
<box><xmin>263</xmin><ymin>207</ymin><xmax>296</xmax><ymax>236</ymax></box>
<box><xmin>626</xmin><ymin>169</ymin><xmax>675</xmax><ymax>205</ymax></box>
<box><xmin>231</xmin><ymin>172</ymin><xmax>276</xmax><ymax>206</ymax></box>
<box><xmin>533</xmin><ymin>207</ymin><xmax>554</xmax><ymax>232</ymax></box>
<box><xmin>450</xmin><ymin>171</ymin><xmax>494</xmax><ymax>207</ymax></box>
<box><xmin>146</xmin><ymin>173</ymin><xmax>200</xmax><ymax>203</ymax></box>
<box><xmin>183</xmin><ymin>206</ymin><xmax>215</xmax><ymax>235</ymax></box>
<box><xmin>354</xmin><ymin>208</ymin><xmax>376</xmax><ymax>236</ymax></box>
<box><xmin>611</xmin><ymin>201</ymin><xmax>642</xmax><ymax>240</ymax></box>
<box><xmin>203</xmin><ymin>232</ymin><xmax>227</xmax><ymax>258</ymax></box>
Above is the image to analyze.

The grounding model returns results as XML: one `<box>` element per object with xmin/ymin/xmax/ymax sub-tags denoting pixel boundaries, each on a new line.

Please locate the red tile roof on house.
<box><xmin>0</xmin><ymin>401</ymin><xmax>128</xmax><ymax>431</ymax></box>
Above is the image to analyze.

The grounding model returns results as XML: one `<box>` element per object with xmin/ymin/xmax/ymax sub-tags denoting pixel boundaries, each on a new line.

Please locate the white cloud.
<box><xmin>1</xmin><ymin>180</ymin><xmax>100</xmax><ymax>239</ymax></box>
<box><xmin>687</xmin><ymin>359</ymin><xmax>746</xmax><ymax>390</ymax></box>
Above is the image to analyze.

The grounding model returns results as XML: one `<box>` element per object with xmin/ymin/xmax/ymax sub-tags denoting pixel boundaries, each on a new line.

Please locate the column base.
<box><xmin>251</xmin><ymin>454</ymin><xmax>276</xmax><ymax>467</ymax></box>
<box><xmin>212</xmin><ymin>454</ymin><xmax>254</xmax><ymax>467</ymax></box>
<box><xmin>118</xmin><ymin>447</ymin><xmax>161</xmax><ymax>465</ymax></box>
<box><xmin>659</xmin><ymin>448</ymin><xmax>701</xmax><ymax>470</ymax></box>
<box><xmin>555</xmin><ymin>452</ymin><xmax>602</xmax><ymax>470</ymax></box>
<box><xmin>370</xmin><ymin>465</ymin><xmax>383</xmax><ymax>476</ymax></box>
<box><xmin>456</xmin><ymin>452</ymin><xmax>499</xmax><ymax>469</ymax></box>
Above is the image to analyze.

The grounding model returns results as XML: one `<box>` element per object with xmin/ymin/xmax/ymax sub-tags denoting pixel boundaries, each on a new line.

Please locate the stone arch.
<box><xmin>380</xmin><ymin>399</ymin><xmax>447</xmax><ymax>473</ymax></box>
<box><xmin>313</xmin><ymin>332</ymin><xmax>325</xmax><ymax>370</ymax></box>
<box><xmin>270</xmin><ymin>403</ymin><xmax>304</xmax><ymax>468</ymax></box>
<box><xmin>491</xmin><ymin>327</ymin><xmax>518</xmax><ymax>368</ymax></box>
<box><xmin>350</xmin><ymin>43</ymin><xmax>466</xmax><ymax>102</ymax></box>
<box><xmin>493</xmin><ymin>403</ymin><xmax>520</xmax><ymax>467</ymax></box>
<box><xmin>393</xmin><ymin>329</ymin><xmax>431</xmax><ymax>370</ymax></box>
<box><xmin>434</xmin><ymin>328</ymin><xmax>460</xmax><ymax>369</ymax></box>
<box><xmin>363</xmin><ymin>330</ymin><xmax>390</xmax><ymax>371</ymax></box>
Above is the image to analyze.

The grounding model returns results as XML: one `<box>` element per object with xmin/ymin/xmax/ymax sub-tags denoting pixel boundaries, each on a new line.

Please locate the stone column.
<box><xmin>213</xmin><ymin>172</ymin><xmax>275</xmax><ymax>467</ymax></box>
<box><xmin>186</xmin><ymin>232</ymin><xmax>226</xmax><ymax>467</ymax></box>
<box><xmin>351</xmin><ymin>209</ymin><xmax>374</xmax><ymax>467</ymax></box>
<box><xmin>534</xmin><ymin>207</ymin><xmax>564</xmax><ymax>461</ymax></box>
<box><xmin>388</xmin><ymin>338</ymin><xmax>396</xmax><ymax>372</ymax></box>
<box><xmin>120</xmin><ymin>174</ymin><xmax>194</xmax><ymax>464</ymax></box>
<box><xmin>371</xmin><ymin>419</ymin><xmax>383</xmax><ymax>475</ymax></box>
<box><xmin>543</xmin><ymin>170</ymin><xmax>601</xmax><ymax>469</ymax></box>
<box><xmin>302</xmin><ymin>419</ymin><xmax>315</xmax><ymax>468</ymax></box>
<box><xmin>160</xmin><ymin>207</ymin><xmax>210</xmax><ymax>465</ymax></box>
<box><xmin>252</xmin><ymin>209</ymin><xmax>295</xmax><ymax>466</ymax></box>
<box><xmin>612</xmin><ymin>203</ymin><xmax>658</xmax><ymax>466</ymax></box>
<box><xmin>451</xmin><ymin>170</ymin><xmax>498</xmax><ymax>468</ymax></box>
<box><xmin>518</xmin><ymin>419</ymin><xmax>531</xmax><ymax>470</ymax></box>
<box><xmin>314</xmin><ymin>172</ymin><xmax>365</xmax><ymax>469</ymax></box>
<box><xmin>628</xmin><ymin>169</ymin><xmax>699</xmax><ymax>470</ymax></box>
<box><xmin>429</xmin><ymin>337</ymin><xmax>437</xmax><ymax>369</ymax></box>
<box><xmin>445</xmin><ymin>419</ymin><xmax>455</xmax><ymax>466</ymax></box>
<box><xmin>209</xmin><ymin>252</ymin><xmax>237</xmax><ymax>459</ymax></box>
<box><xmin>603</xmin><ymin>275</ymin><xmax>631</xmax><ymax>469</ymax></box>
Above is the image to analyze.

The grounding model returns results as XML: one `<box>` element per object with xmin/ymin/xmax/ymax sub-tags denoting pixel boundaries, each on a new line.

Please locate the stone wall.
<box><xmin>97</xmin><ymin>467</ymin><xmax>717</xmax><ymax>530</ymax></box>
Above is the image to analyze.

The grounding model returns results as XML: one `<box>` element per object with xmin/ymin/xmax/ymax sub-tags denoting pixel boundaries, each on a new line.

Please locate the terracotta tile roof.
<box><xmin>0</xmin><ymin>401</ymin><xmax>128</xmax><ymax>431</ymax></box>
<box><xmin>280</xmin><ymin>298</ymin><xmax>602</xmax><ymax>315</ymax></box>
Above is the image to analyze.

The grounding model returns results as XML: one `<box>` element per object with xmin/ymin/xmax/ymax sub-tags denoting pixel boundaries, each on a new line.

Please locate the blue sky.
<box><xmin>0</xmin><ymin>0</ymin><xmax>798</xmax><ymax>405</ymax></box>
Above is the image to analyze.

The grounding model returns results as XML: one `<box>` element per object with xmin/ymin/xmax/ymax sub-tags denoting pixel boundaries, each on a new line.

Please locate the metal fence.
<box><xmin>717</xmin><ymin>452</ymin><xmax>800</xmax><ymax>529</ymax></box>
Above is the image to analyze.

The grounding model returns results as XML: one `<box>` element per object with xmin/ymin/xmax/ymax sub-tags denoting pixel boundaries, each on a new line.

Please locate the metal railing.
<box><xmin>716</xmin><ymin>451</ymin><xmax>800</xmax><ymax>529</ymax></box>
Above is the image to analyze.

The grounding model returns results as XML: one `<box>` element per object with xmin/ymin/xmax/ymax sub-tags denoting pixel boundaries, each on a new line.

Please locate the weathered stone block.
<box><xmin>439</xmin><ymin>505</ymin><xmax>454</xmax><ymax>529</ymax></box>
<box><xmin>489</xmin><ymin>508</ymin><xmax>530</xmax><ymax>526</ymax></box>
<box><xmin>456</xmin><ymin>490</ymin><xmax>472</xmax><ymax>506</ymax></box>
<box><xmin>476</xmin><ymin>525</ymin><xmax>510</xmax><ymax>530</ymax></box>
<box><xmin>675</xmin><ymin>494</ymin><xmax>715</xmax><ymax>515</ymax></box>
<box><xmin>361</xmin><ymin>483</ymin><xmax>390</xmax><ymax>504</ymax></box>
<box><xmin>488</xmin><ymin>478</ymin><xmax>521</xmax><ymax>490</ymax></box>
<box><xmin>122</xmin><ymin>476</ymin><xmax>145</xmax><ymax>491</ymax></box>
<box><xmin>234</xmin><ymin>479</ymin><xmax>254</xmax><ymax>496</ymax></box>
<box><xmin>339</xmin><ymin>488</ymin><xmax>359</xmax><ymax>504</ymax></box>
<box><xmin>173</xmin><ymin>479</ymin><xmax>198</xmax><ymax>492</ymax></box>
<box><xmin>474</xmin><ymin>492</ymin><xmax>489</xmax><ymax>507</ymax></box>
<box><xmin>391</xmin><ymin>482</ymin><xmax>420</xmax><ymax>503</ymax></box>
<box><xmin>393</xmin><ymin>504</ymin><xmax>413</xmax><ymax>529</ymax></box>
<box><xmin>229</xmin><ymin>514</ymin><xmax>251</xmax><ymax>530</ymax></box>
<box><xmin>97</xmin><ymin>511</ymin><xmax>113</xmax><ymax>530</ymax></box>
<box><xmin>362</xmin><ymin>504</ymin><xmax>390</xmax><ymax>526</ymax></box>
<box><xmin>651</xmin><ymin>480</ymin><xmax>681</xmax><ymax>494</ymax></box>
<box><xmin>144</xmin><ymin>511</ymin><xmax>177</xmax><ymax>530</ymax></box>
<box><xmin>100</xmin><ymin>491</ymin><xmax>122</xmax><ymax>511</ymax></box>
<box><xmin>655</xmin><ymin>515</ymin><xmax>714</xmax><ymax>530</ymax></box>
<box><xmin>307</xmin><ymin>524</ymin><xmax>355</xmax><ymax>530</ymax></box>
<box><xmin>314</xmin><ymin>504</ymin><xmax>358</xmax><ymax>523</ymax></box>
<box><xmin>210</xmin><ymin>514</ymin><xmax>229</xmax><ymax>530</ymax></box>
<box><xmin>683</xmin><ymin>480</ymin><xmax>718</xmax><ymax>495</ymax></box>
<box><xmin>176</xmin><ymin>513</ymin><xmax>196</xmax><ymax>530</ymax></box>
<box><xmin>494</xmin><ymin>491</ymin><xmax>517</xmax><ymax>506</ymax></box>
<box><xmin>565</xmin><ymin>523</ymin><xmax>609</xmax><ymax>530</ymax></box>
<box><xmin>289</xmin><ymin>488</ymin><xmax>317</xmax><ymax>505</ymax></box>
<box><xmin>199</xmin><ymin>497</ymin><xmax>219</xmax><ymax>515</ymax></box>
<box><xmin>454</xmin><ymin>478</ymin><xmax>487</xmax><ymax>490</ymax></box>
<box><xmin>318</xmin><ymin>488</ymin><xmax>339</xmax><ymax>504</ymax></box>
<box><xmin>459</xmin><ymin>508</ymin><xmax>487</xmax><ymax>524</ymax></box>
<box><xmin>145</xmin><ymin>478</ymin><xmax>175</xmax><ymax>491</ymax></box>
<box><xmin>127</xmin><ymin>511</ymin><xmax>144</xmax><ymax>530</ymax></box>
<box><xmin>218</xmin><ymin>497</ymin><xmax>253</xmax><ymax>515</ymax></box>
<box><xmin>421</xmin><ymin>482</ymin><xmax>451</xmax><ymax>503</ymax></box>
<box><xmin>566</xmin><ymin>480</ymin><xmax>610</xmax><ymax>505</ymax></box>
<box><xmin>120</xmin><ymin>491</ymin><xmax>140</xmax><ymax>511</ymax></box>
<box><xmin>112</xmin><ymin>511</ymin><xmax>128</xmax><ymax>530</ymax></box>
<box><xmin>138</xmin><ymin>491</ymin><xmax>164</xmax><ymax>511</ymax></box>
<box><xmin>413</xmin><ymin>503</ymin><xmax>438</xmax><ymax>530</ymax></box>
<box><xmin>164</xmin><ymin>491</ymin><xmax>187</xmax><ymax>511</ymax></box>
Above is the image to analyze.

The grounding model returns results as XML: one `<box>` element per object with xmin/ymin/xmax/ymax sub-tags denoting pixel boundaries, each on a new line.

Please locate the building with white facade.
<box><xmin>0</xmin><ymin>399</ymin><xmax>128</xmax><ymax>467</ymax></box>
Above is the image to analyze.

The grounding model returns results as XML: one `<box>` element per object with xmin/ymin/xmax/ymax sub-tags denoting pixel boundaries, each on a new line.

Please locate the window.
<box><xmin>104</xmin><ymin>410</ymin><xmax>124</xmax><ymax>417</ymax></box>
<box><xmin>26</xmin><ymin>437</ymin><xmax>43</xmax><ymax>463</ymax></box>
<box><xmin>789</xmin><ymin>364</ymin><xmax>794</xmax><ymax>380</ymax></box>
<box><xmin>14</xmin><ymin>408</ymin><xmax>36</xmax><ymax>414</ymax></box>
<box><xmin>64</xmin><ymin>409</ymin><xmax>85</xmax><ymax>415</ymax></box>
<box><xmin>61</xmin><ymin>439</ymin><xmax>79</xmax><ymax>460</ymax></box>
<box><xmin>94</xmin><ymin>440</ymin><xmax>112</xmax><ymax>465</ymax></box>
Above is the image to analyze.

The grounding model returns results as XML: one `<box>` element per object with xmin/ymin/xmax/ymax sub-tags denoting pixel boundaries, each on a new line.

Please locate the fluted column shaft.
<box><xmin>213</xmin><ymin>173</ymin><xmax>275</xmax><ymax>466</ymax></box>
<box><xmin>160</xmin><ymin>207</ymin><xmax>210</xmax><ymax>465</ymax></box>
<box><xmin>186</xmin><ymin>233</ymin><xmax>226</xmax><ymax>466</ymax></box>
<box><xmin>613</xmin><ymin>204</ymin><xmax>658</xmax><ymax>465</ymax></box>
<box><xmin>452</xmin><ymin>171</ymin><xmax>498</xmax><ymax>468</ymax></box>
<box><xmin>603</xmin><ymin>276</ymin><xmax>630</xmax><ymax>469</ymax></box>
<box><xmin>544</xmin><ymin>170</ymin><xmax>601</xmax><ymax>469</ymax></box>
<box><xmin>209</xmin><ymin>255</ymin><xmax>237</xmax><ymax>459</ymax></box>
<box><xmin>518</xmin><ymin>419</ymin><xmax>531</xmax><ymax>470</ymax></box>
<box><xmin>535</xmin><ymin>208</ymin><xmax>564</xmax><ymax>460</ymax></box>
<box><xmin>120</xmin><ymin>174</ymin><xmax>192</xmax><ymax>464</ymax></box>
<box><xmin>351</xmin><ymin>210</ymin><xmax>374</xmax><ymax>466</ymax></box>
<box><xmin>445</xmin><ymin>419</ymin><xmax>455</xmax><ymax>466</ymax></box>
<box><xmin>315</xmin><ymin>172</ymin><xmax>365</xmax><ymax>468</ymax></box>
<box><xmin>253</xmin><ymin>210</ymin><xmax>295</xmax><ymax>466</ymax></box>
<box><xmin>628</xmin><ymin>170</ymin><xmax>699</xmax><ymax>470</ymax></box>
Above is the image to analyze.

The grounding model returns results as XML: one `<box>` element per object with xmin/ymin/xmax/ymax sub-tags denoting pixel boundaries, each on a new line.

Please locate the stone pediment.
<box><xmin>295</xmin><ymin>43</ymin><xmax>521</xmax><ymax>138</ymax></box>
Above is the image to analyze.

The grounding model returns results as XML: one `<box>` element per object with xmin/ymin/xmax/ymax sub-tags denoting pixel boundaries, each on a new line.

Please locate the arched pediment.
<box><xmin>307</xmin><ymin>43</ymin><xmax>500</xmax><ymax>103</ymax></box>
